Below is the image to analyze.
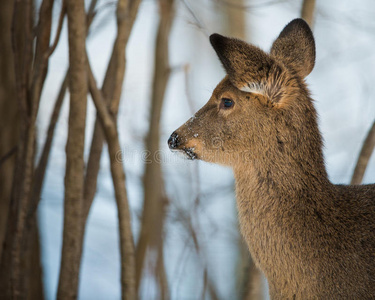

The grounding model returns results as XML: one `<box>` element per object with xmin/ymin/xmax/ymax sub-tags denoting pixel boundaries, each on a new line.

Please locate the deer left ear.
<box><xmin>270</xmin><ymin>18</ymin><xmax>315</xmax><ymax>78</ymax></box>
<box><xmin>210</xmin><ymin>33</ymin><xmax>298</xmax><ymax>105</ymax></box>
<box><xmin>210</xmin><ymin>33</ymin><xmax>274</xmax><ymax>95</ymax></box>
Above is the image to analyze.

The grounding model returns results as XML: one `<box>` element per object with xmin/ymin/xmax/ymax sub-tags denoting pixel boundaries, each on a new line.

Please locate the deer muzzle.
<box><xmin>168</xmin><ymin>131</ymin><xmax>198</xmax><ymax>160</ymax></box>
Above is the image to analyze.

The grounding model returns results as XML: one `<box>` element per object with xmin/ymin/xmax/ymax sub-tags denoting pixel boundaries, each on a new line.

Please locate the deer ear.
<box><xmin>270</xmin><ymin>18</ymin><xmax>315</xmax><ymax>78</ymax></box>
<box><xmin>210</xmin><ymin>33</ymin><xmax>274</xmax><ymax>95</ymax></box>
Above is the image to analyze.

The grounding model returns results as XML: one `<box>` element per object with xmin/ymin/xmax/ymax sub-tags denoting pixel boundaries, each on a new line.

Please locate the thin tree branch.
<box><xmin>181</xmin><ymin>0</ymin><xmax>209</xmax><ymax>37</ymax></box>
<box><xmin>57</xmin><ymin>0</ymin><xmax>88</xmax><ymax>297</ymax></box>
<box><xmin>31</xmin><ymin>0</ymin><xmax>54</xmax><ymax>114</ymax></box>
<box><xmin>87</xmin><ymin>0</ymin><xmax>99</xmax><ymax>29</ymax></box>
<box><xmin>47</xmin><ymin>0</ymin><xmax>66</xmax><ymax>58</ymax></box>
<box><xmin>156</xmin><ymin>241</ymin><xmax>169</xmax><ymax>300</ymax></box>
<box><xmin>301</xmin><ymin>0</ymin><xmax>316</xmax><ymax>28</ymax></box>
<box><xmin>28</xmin><ymin>73</ymin><xmax>68</xmax><ymax>222</ymax></box>
<box><xmin>351</xmin><ymin>121</ymin><xmax>375</xmax><ymax>185</ymax></box>
<box><xmin>87</xmin><ymin>61</ymin><xmax>136</xmax><ymax>300</ymax></box>
<box><xmin>83</xmin><ymin>0</ymin><xmax>142</xmax><ymax>226</ymax></box>
<box><xmin>29</xmin><ymin>0</ymin><xmax>98</xmax><ymax>227</ymax></box>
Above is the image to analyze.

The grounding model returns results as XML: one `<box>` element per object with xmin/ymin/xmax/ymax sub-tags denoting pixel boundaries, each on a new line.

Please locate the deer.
<box><xmin>168</xmin><ymin>19</ymin><xmax>375</xmax><ymax>299</ymax></box>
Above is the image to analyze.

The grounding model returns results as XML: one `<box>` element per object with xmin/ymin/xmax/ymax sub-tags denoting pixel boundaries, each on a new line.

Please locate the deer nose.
<box><xmin>168</xmin><ymin>132</ymin><xmax>180</xmax><ymax>149</ymax></box>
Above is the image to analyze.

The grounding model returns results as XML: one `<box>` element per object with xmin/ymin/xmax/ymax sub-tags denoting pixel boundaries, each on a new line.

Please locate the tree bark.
<box><xmin>57</xmin><ymin>0</ymin><xmax>87</xmax><ymax>298</ymax></box>
<box><xmin>0</xmin><ymin>0</ymin><xmax>18</xmax><ymax>263</ymax></box>
<box><xmin>301</xmin><ymin>0</ymin><xmax>316</xmax><ymax>28</ymax></box>
<box><xmin>351</xmin><ymin>121</ymin><xmax>375</xmax><ymax>185</ymax></box>
<box><xmin>0</xmin><ymin>0</ymin><xmax>37</xmax><ymax>297</ymax></box>
<box><xmin>135</xmin><ymin>0</ymin><xmax>174</xmax><ymax>295</ymax></box>
<box><xmin>25</xmin><ymin>219</ymin><xmax>44</xmax><ymax>300</ymax></box>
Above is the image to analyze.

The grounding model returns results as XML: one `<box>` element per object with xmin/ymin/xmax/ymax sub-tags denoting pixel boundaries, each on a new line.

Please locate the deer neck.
<box><xmin>233</xmin><ymin>113</ymin><xmax>331</xmax><ymax>209</ymax></box>
<box><xmin>232</xmin><ymin>143</ymin><xmax>334</xmax><ymax>287</ymax></box>
<box><xmin>235</xmin><ymin>150</ymin><xmax>329</xmax><ymax>199</ymax></box>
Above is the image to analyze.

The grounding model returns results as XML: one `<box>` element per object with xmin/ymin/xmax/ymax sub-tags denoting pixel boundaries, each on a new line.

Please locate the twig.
<box><xmin>351</xmin><ymin>121</ymin><xmax>375</xmax><ymax>185</ymax></box>
<box><xmin>180</xmin><ymin>0</ymin><xmax>209</xmax><ymax>37</ymax></box>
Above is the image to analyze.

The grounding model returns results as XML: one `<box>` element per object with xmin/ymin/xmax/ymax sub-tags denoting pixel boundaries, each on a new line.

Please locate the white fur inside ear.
<box><xmin>240</xmin><ymin>82</ymin><xmax>264</xmax><ymax>95</ymax></box>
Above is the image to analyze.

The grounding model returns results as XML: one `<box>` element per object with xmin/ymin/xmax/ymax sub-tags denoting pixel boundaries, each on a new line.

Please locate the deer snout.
<box><xmin>168</xmin><ymin>130</ymin><xmax>199</xmax><ymax>160</ymax></box>
<box><xmin>168</xmin><ymin>131</ymin><xmax>180</xmax><ymax>149</ymax></box>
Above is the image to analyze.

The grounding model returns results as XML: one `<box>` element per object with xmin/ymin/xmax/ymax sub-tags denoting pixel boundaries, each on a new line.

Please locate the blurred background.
<box><xmin>0</xmin><ymin>0</ymin><xmax>374</xmax><ymax>299</ymax></box>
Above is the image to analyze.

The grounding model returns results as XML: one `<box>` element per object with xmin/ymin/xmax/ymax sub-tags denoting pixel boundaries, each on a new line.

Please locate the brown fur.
<box><xmin>168</xmin><ymin>19</ymin><xmax>375</xmax><ymax>299</ymax></box>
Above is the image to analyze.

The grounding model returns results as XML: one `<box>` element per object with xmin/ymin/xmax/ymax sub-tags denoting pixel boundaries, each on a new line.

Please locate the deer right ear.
<box><xmin>270</xmin><ymin>18</ymin><xmax>315</xmax><ymax>78</ymax></box>
<box><xmin>210</xmin><ymin>33</ymin><xmax>274</xmax><ymax>95</ymax></box>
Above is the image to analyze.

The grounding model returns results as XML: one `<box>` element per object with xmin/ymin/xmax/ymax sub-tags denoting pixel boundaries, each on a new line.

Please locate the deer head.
<box><xmin>168</xmin><ymin>19</ymin><xmax>318</xmax><ymax>169</ymax></box>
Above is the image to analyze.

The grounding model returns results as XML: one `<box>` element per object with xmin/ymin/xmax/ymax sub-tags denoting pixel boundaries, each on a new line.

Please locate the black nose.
<box><xmin>168</xmin><ymin>131</ymin><xmax>180</xmax><ymax>149</ymax></box>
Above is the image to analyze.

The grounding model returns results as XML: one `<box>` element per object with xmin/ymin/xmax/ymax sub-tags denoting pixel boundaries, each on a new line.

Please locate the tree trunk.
<box><xmin>0</xmin><ymin>0</ymin><xmax>18</xmax><ymax>262</ymax></box>
<box><xmin>0</xmin><ymin>0</ymin><xmax>59</xmax><ymax>297</ymax></box>
<box><xmin>57</xmin><ymin>0</ymin><xmax>88</xmax><ymax>297</ymax></box>
<box><xmin>135</xmin><ymin>0</ymin><xmax>174</xmax><ymax>296</ymax></box>
<box><xmin>0</xmin><ymin>0</ymin><xmax>37</xmax><ymax>297</ymax></box>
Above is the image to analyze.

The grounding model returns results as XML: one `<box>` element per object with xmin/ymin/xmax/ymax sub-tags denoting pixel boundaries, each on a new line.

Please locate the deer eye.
<box><xmin>221</xmin><ymin>98</ymin><xmax>234</xmax><ymax>109</ymax></box>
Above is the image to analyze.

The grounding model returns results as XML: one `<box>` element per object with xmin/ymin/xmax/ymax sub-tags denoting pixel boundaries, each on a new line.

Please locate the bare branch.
<box><xmin>83</xmin><ymin>0</ymin><xmax>142</xmax><ymax>225</ymax></box>
<box><xmin>57</xmin><ymin>0</ymin><xmax>87</xmax><ymax>297</ymax></box>
<box><xmin>87</xmin><ymin>0</ymin><xmax>99</xmax><ymax>29</ymax></box>
<box><xmin>28</xmin><ymin>0</ymin><xmax>98</xmax><ymax>263</ymax></box>
<box><xmin>351</xmin><ymin>121</ymin><xmax>375</xmax><ymax>185</ymax></box>
<box><xmin>49</xmin><ymin>0</ymin><xmax>97</xmax><ymax>60</ymax></box>
<box><xmin>87</xmin><ymin>61</ymin><xmax>136</xmax><ymax>300</ymax></box>
<box><xmin>301</xmin><ymin>0</ymin><xmax>316</xmax><ymax>28</ymax></box>
<box><xmin>31</xmin><ymin>0</ymin><xmax>54</xmax><ymax>111</ymax></box>
<box><xmin>47</xmin><ymin>0</ymin><xmax>66</xmax><ymax>58</ymax></box>
<box><xmin>181</xmin><ymin>0</ymin><xmax>209</xmax><ymax>37</ymax></box>
<box><xmin>28</xmin><ymin>73</ymin><xmax>68</xmax><ymax>221</ymax></box>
